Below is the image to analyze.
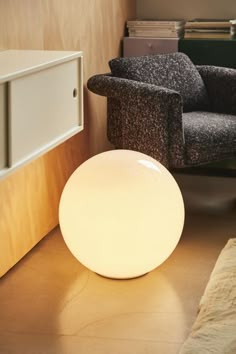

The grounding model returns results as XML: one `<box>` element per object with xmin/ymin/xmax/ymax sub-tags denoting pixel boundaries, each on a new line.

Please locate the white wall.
<box><xmin>136</xmin><ymin>0</ymin><xmax>236</xmax><ymax>20</ymax></box>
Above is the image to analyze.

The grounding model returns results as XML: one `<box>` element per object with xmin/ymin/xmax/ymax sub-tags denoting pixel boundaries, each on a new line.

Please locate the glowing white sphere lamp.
<box><xmin>59</xmin><ymin>150</ymin><xmax>185</xmax><ymax>279</ymax></box>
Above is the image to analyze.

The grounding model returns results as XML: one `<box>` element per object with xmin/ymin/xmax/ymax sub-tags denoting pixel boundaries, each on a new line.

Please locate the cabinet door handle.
<box><xmin>73</xmin><ymin>88</ymin><xmax>78</xmax><ymax>98</ymax></box>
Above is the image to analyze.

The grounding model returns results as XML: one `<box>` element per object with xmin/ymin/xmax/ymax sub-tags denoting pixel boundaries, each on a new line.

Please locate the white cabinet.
<box><xmin>0</xmin><ymin>83</ymin><xmax>7</xmax><ymax>170</ymax></box>
<box><xmin>0</xmin><ymin>50</ymin><xmax>83</xmax><ymax>177</ymax></box>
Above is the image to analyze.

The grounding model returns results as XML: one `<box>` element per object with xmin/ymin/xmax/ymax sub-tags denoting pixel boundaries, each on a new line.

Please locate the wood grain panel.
<box><xmin>0</xmin><ymin>0</ymin><xmax>136</xmax><ymax>276</ymax></box>
<box><xmin>137</xmin><ymin>0</ymin><xmax>236</xmax><ymax>20</ymax></box>
<box><xmin>0</xmin><ymin>0</ymin><xmax>44</xmax><ymax>49</ymax></box>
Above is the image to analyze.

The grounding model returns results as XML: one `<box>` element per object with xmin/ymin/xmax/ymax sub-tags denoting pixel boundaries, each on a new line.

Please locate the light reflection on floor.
<box><xmin>0</xmin><ymin>173</ymin><xmax>236</xmax><ymax>354</ymax></box>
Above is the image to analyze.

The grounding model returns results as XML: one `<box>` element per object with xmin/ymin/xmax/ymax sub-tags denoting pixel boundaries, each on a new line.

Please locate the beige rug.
<box><xmin>179</xmin><ymin>238</ymin><xmax>236</xmax><ymax>354</ymax></box>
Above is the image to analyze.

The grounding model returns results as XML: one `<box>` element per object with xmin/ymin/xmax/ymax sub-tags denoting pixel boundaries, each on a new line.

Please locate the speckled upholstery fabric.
<box><xmin>197</xmin><ymin>65</ymin><xmax>236</xmax><ymax>114</ymax></box>
<box><xmin>87</xmin><ymin>53</ymin><xmax>236</xmax><ymax>169</ymax></box>
<box><xmin>109</xmin><ymin>52</ymin><xmax>209</xmax><ymax>113</ymax></box>
<box><xmin>183</xmin><ymin>111</ymin><xmax>236</xmax><ymax>165</ymax></box>
<box><xmin>87</xmin><ymin>74</ymin><xmax>185</xmax><ymax>167</ymax></box>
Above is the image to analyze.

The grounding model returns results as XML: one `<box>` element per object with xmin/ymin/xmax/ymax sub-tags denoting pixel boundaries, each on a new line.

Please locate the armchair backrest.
<box><xmin>109</xmin><ymin>52</ymin><xmax>209</xmax><ymax>112</ymax></box>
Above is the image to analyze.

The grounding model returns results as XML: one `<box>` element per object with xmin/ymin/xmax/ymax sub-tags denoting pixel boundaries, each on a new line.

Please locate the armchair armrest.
<box><xmin>197</xmin><ymin>65</ymin><xmax>236</xmax><ymax>114</ymax></box>
<box><xmin>87</xmin><ymin>74</ymin><xmax>185</xmax><ymax>168</ymax></box>
<box><xmin>88</xmin><ymin>73</ymin><xmax>177</xmax><ymax>99</ymax></box>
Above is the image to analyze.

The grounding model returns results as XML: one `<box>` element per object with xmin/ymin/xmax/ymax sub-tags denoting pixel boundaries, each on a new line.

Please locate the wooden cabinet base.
<box><xmin>0</xmin><ymin>132</ymin><xmax>89</xmax><ymax>277</ymax></box>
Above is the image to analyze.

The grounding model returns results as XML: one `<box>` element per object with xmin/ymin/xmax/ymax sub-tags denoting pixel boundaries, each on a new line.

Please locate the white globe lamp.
<box><xmin>59</xmin><ymin>150</ymin><xmax>185</xmax><ymax>279</ymax></box>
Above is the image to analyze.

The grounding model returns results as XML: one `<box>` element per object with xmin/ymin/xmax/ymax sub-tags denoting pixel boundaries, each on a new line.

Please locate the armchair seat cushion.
<box><xmin>109</xmin><ymin>52</ymin><xmax>209</xmax><ymax>112</ymax></box>
<box><xmin>183</xmin><ymin>111</ymin><xmax>236</xmax><ymax>165</ymax></box>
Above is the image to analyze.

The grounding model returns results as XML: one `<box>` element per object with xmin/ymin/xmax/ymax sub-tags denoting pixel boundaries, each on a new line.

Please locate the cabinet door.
<box><xmin>123</xmin><ymin>37</ymin><xmax>179</xmax><ymax>57</ymax></box>
<box><xmin>8</xmin><ymin>58</ymin><xmax>83</xmax><ymax>167</ymax></box>
<box><xmin>178</xmin><ymin>39</ymin><xmax>236</xmax><ymax>69</ymax></box>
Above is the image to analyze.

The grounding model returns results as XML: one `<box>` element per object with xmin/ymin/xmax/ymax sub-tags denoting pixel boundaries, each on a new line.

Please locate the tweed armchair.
<box><xmin>87</xmin><ymin>52</ymin><xmax>236</xmax><ymax>169</ymax></box>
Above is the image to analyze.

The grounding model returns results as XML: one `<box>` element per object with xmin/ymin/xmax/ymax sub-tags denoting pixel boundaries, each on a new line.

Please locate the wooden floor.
<box><xmin>0</xmin><ymin>174</ymin><xmax>236</xmax><ymax>354</ymax></box>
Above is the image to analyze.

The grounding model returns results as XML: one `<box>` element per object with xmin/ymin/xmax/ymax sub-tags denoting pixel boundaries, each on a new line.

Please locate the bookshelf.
<box><xmin>123</xmin><ymin>36</ymin><xmax>236</xmax><ymax>69</ymax></box>
<box><xmin>179</xmin><ymin>38</ymin><xmax>236</xmax><ymax>68</ymax></box>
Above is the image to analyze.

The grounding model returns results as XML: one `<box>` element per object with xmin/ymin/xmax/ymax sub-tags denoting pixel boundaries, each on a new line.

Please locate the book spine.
<box><xmin>127</xmin><ymin>20</ymin><xmax>184</xmax><ymax>26</ymax></box>
<box><xmin>184</xmin><ymin>32</ymin><xmax>231</xmax><ymax>39</ymax></box>
<box><xmin>185</xmin><ymin>22</ymin><xmax>230</xmax><ymax>29</ymax></box>
<box><xmin>129</xmin><ymin>31</ymin><xmax>182</xmax><ymax>38</ymax></box>
<box><xmin>128</xmin><ymin>25</ymin><xmax>184</xmax><ymax>30</ymax></box>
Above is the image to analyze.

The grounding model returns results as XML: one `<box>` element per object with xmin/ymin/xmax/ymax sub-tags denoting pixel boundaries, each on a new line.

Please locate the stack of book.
<box><xmin>127</xmin><ymin>20</ymin><xmax>185</xmax><ymax>38</ymax></box>
<box><xmin>230</xmin><ymin>20</ymin><xmax>236</xmax><ymax>36</ymax></box>
<box><xmin>184</xmin><ymin>19</ymin><xmax>231</xmax><ymax>39</ymax></box>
